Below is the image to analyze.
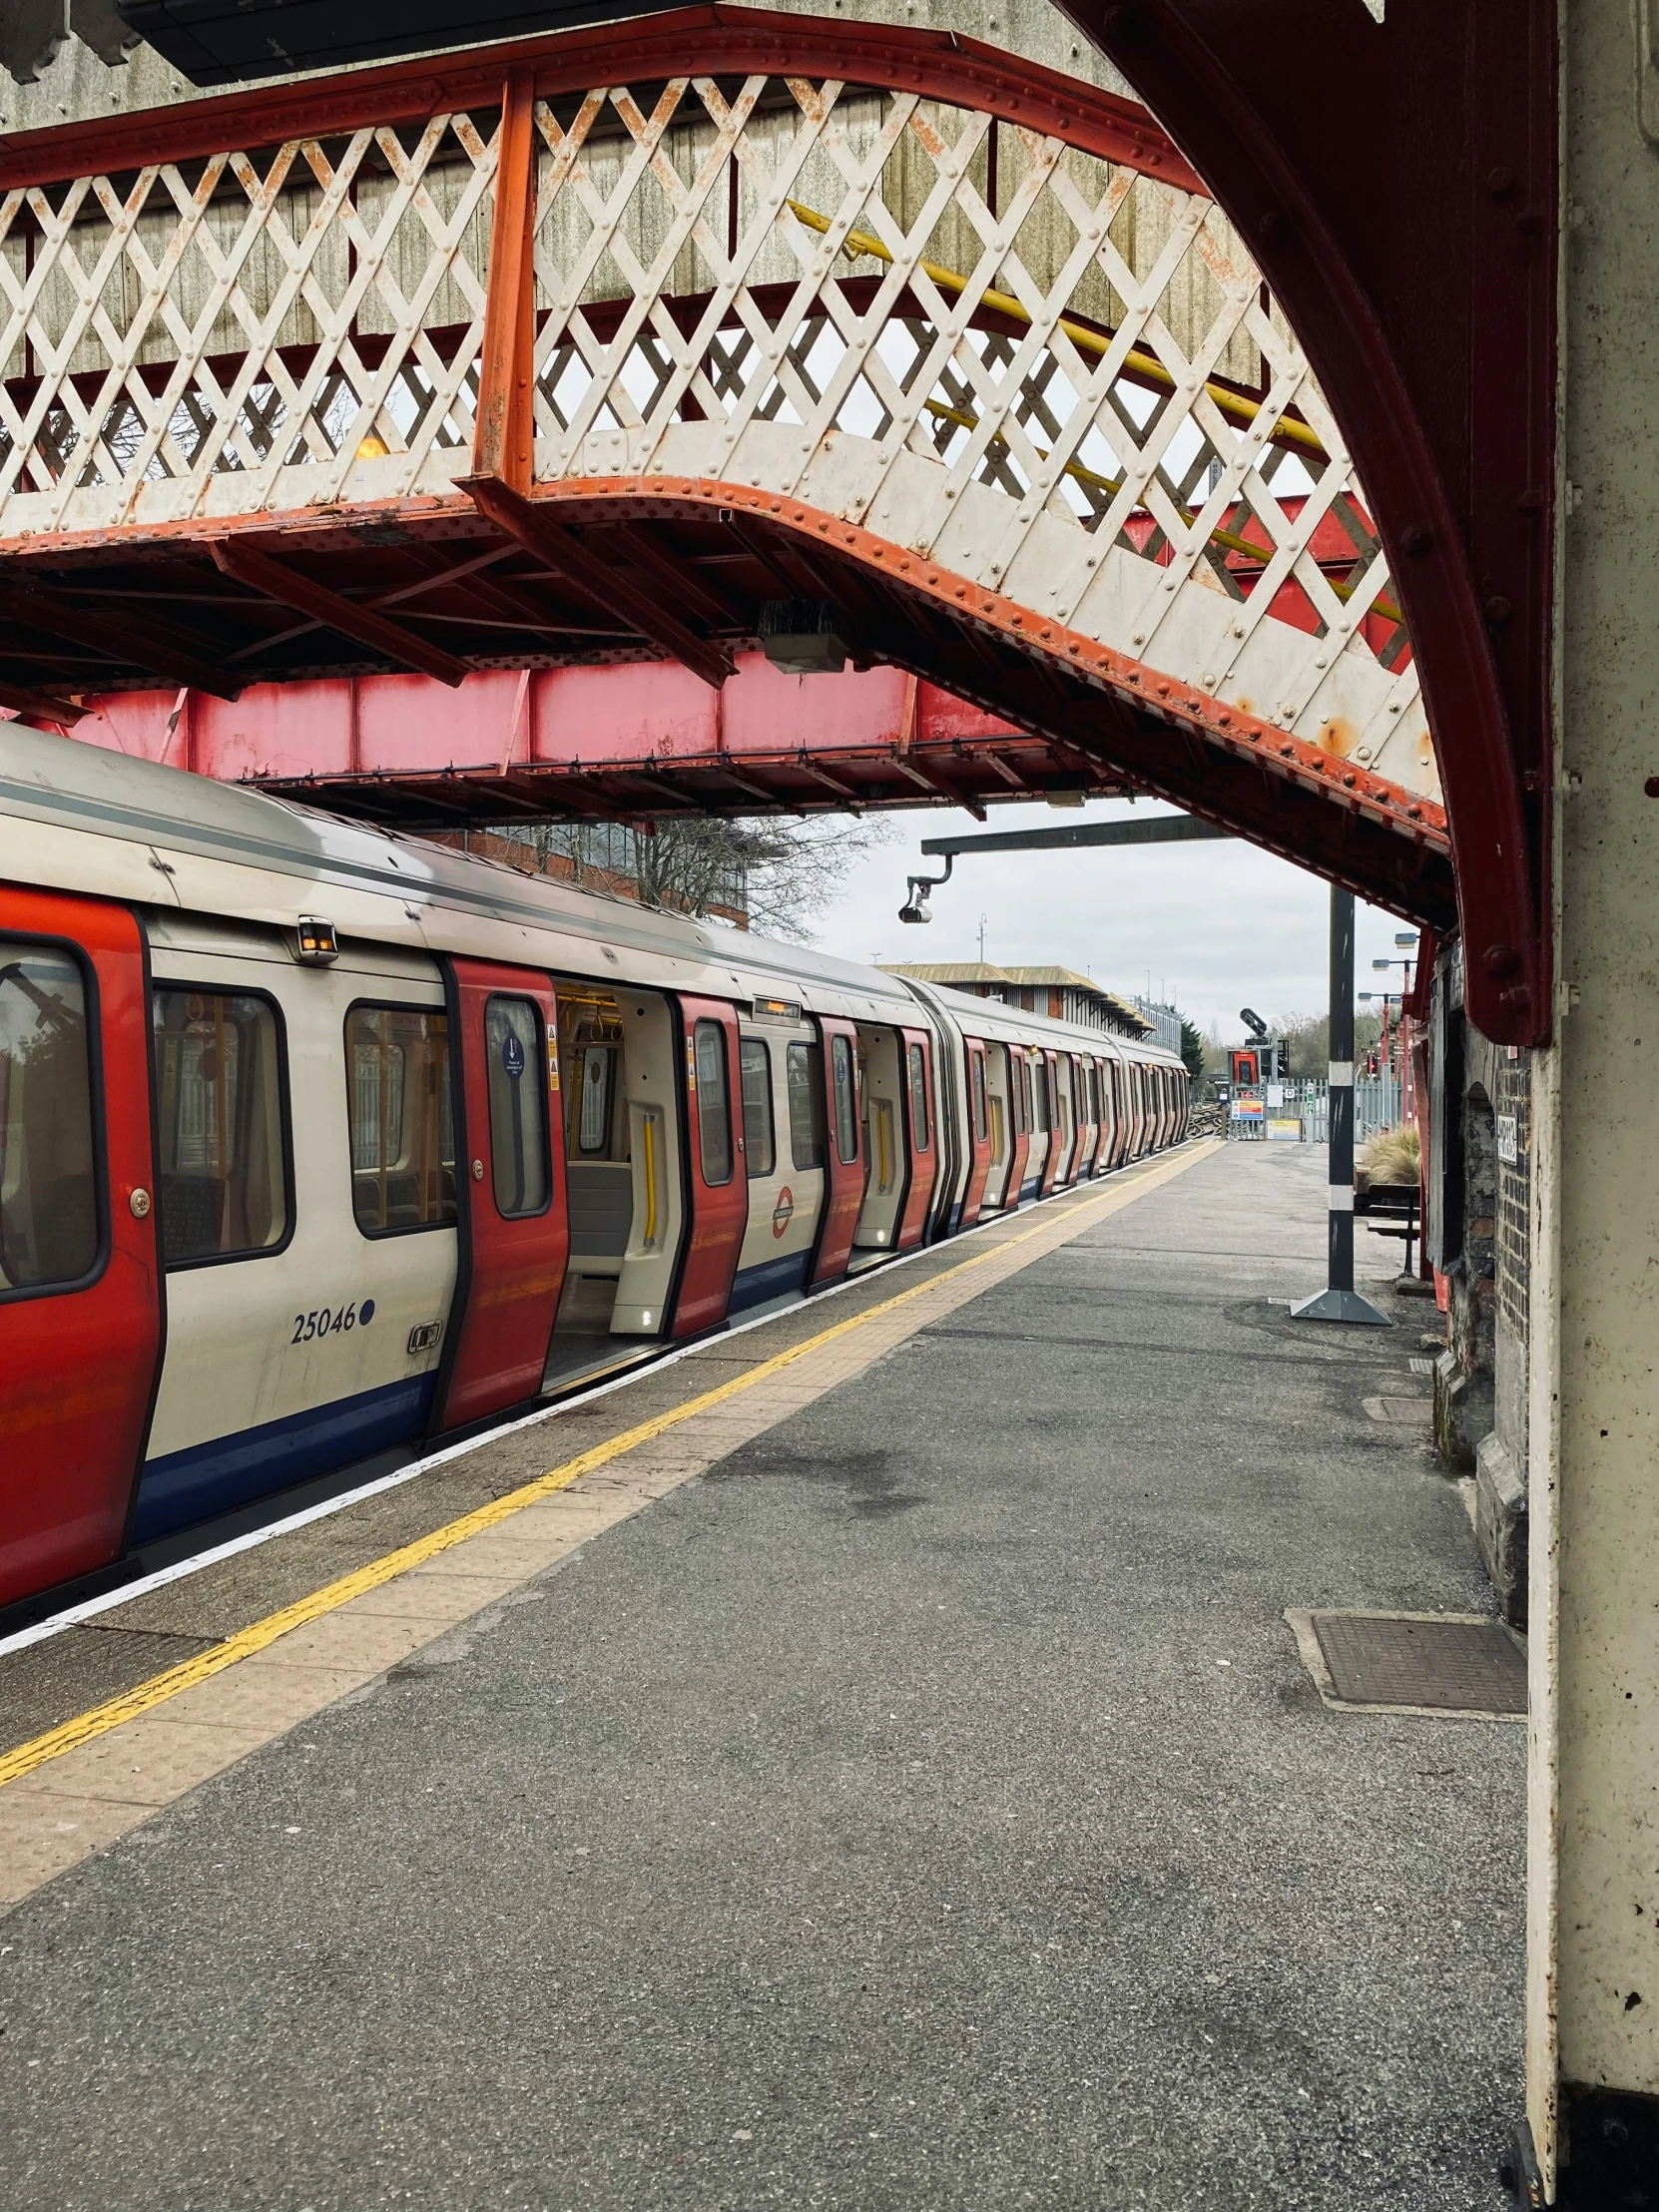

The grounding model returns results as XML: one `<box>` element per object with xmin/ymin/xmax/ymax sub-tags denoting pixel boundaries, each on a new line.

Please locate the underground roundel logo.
<box><xmin>772</xmin><ymin>1187</ymin><xmax>795</xmax><ymax>1238</ymax></box>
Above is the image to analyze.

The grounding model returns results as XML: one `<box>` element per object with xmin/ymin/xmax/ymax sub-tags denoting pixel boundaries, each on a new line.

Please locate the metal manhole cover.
<box><xmin>1286</xmin><ymin>1609</ymin><xmax>1527</xmax><ymax>1717</ymax></box>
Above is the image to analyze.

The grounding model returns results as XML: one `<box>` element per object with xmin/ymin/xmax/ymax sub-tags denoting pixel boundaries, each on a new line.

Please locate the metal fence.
<box><xmin>1226</xmin><ymin>1075</ymin><xmax>1403</xmax><ymax>1143</ymax></box>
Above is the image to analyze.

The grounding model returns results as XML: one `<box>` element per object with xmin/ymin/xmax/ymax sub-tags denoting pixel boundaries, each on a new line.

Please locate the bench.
<box><xmin>1355</xmin><ymin>1178</ymin><xmax>1420</xmax><ymax>1276</ymax></box>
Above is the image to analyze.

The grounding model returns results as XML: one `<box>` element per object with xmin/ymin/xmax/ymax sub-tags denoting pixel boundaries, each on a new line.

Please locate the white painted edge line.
<box><xmin>0</xmin><ymin>1147</ymin><xmax>1204</xmax><ymax>1662</ymax></box>
<box><xmin>1282</xmin><ymin>1607</ymin><xmax>1527</xmax><ymax>1724</ymax></box>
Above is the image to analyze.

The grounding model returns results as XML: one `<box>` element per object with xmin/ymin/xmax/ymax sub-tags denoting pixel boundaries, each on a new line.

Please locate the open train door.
<box><xmin>810</xmin><ymin>1015</ymin><xmax>863</xmax><ymax>1286</ymax></box>
<box><xmin>433</xmin><ymin>960</ymin><xmax>568</xmax><ymax>1430</ymax></box>
<box><xmin>672</xmin><ymin>996</ymin><xmax>748</xmax><ymax>1335</ymax></box>
<box><xmin>0</xmin><ymin>891</ymin><xmax>162</xmax><ymax>1606</ymax></box>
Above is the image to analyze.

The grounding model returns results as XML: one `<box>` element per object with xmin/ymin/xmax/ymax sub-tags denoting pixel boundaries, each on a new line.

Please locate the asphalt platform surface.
<box><xmin>0</xmin><ymin>1144</ymin><xmax>1522</xmax><ymax>2209</ymax></box>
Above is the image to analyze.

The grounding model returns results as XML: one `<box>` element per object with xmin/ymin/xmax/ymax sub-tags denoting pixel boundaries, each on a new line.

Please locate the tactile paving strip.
<box><xmin>1310</xmin><ymin>1611</ymin><xmax>1526</xmax><ymax>1714</ymax></box>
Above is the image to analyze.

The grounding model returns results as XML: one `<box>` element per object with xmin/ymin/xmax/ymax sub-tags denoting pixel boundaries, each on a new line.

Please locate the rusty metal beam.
<box><xmin>0</xmin><ymin>582</ymin><xmax>240</xmax><ymax>700</ymax></box>
<box><xmin>210</xmin><ymin>541</ymin><xmax>470</xmax><ymax>687</ymax></box>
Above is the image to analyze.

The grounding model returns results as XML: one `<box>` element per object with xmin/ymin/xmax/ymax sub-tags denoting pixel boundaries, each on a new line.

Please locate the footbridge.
<box><xmin>0</xmin><ymin>11</ymin><xmax>1448</xmax><ymax>927</ymax></box>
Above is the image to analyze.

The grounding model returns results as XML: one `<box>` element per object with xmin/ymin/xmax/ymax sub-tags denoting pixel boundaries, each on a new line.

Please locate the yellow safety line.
<box><xmin>0</xmin><ymin>1144</ymin><xmax>1216</xmax><ymax>1793</ymax></box>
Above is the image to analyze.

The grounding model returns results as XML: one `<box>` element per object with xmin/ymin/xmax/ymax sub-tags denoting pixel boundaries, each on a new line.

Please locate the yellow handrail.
<box><xmin>783</xmin><ymin>200</ymin><xmax>1402</xmax><ymax>632</ymax></box>
<box><xmin>642</xmin><ymin>1109</ymin><xmax>660</xmax><ymax>1247</ymax></box>
<box><xmin>785</xmin><ymin>199</ymin><xmax>1328</xmax><ymax>461</ymax></box>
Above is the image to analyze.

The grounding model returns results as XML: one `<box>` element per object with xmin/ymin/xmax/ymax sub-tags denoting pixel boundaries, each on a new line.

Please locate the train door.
<box><xmin>0</xmin><ymin>891</ymin><xmax>162</xmax><ymax>1607</ymax></box>
<box><xmin>1004</xmin><ymin>1037</ymin><xmax>1031</xmax><ymax>1210</ymax></box>
<box><xmin>1023</xmin><ymin>1050</ymin><xmax>1050</xmax><ymax>1198</ymax></box>
<box><xmin>730</xmin><ymin>1012</ymin><xmax>824</xmax><ymax>1315</ymax></box>
<box><xmin>547</xmin><ymin>980</ymin><xmax>684</xmax><ymax>1387</ymax></box>
<box><xmin>671</xmin><ymin>996</ymin><xmax>747</xmax><ymax>1336</ymax></box>
<box><xmin>896</xmin><ymin>1027</ymin><xmax>936</xmax><ymax>1249</ymax></box>
<box><xmin>980</xmin><ymin>1042</ymin><xmax>1015</xmax><ymax>1211</ymax></box>
<box><xmin>1157</xmin><ymin>1068</ymin><xmax>1173</xmax><ymax>1148</ymax></box>
<box><xmin>1104</xmin><ymin>1057</ymin><xmax>1127</xmax><ymax>1169</ymax></box>
<box><xmin>1091</xmin><ymin>1058</ymin><xmax>1114</xmax><ymax>1172</ymax></box>
<box><xmin>1078</xmin><ymin>1057</ymin><xmax>1101</xmax><ymax>1177</ymax></box>
<box><xmin>1037</xmin><ymin>1052</ymin><xmax>1064</xmax><ymax>1195</ymax></box>
<box><xmin>432</xmin><ymin>961</ymin><xmax>567</xmax><ymax>1430</ymax></box>
<box><xmin>1130</xmin><ymin>1064</ymin><xmax>1149</xmax><ymax>1157</ymax></box>
<box><xmin>960</xmin><ymin>1039</ymin><xmax>994</xmax><ymax>1225</ymax></box>
<box><xmin>810</xmin><ymin>1016</ymin><xmax>863</xmax><ymax>1285</ymax></box>
<box><xmin>1059</xmin><ymin>1055</ymin><xmax>1081</xmax><ymax>1182</ymax></box>
<box><xmin>852</xmin><ymin>1024</ymin><xmax>907</xmax><ymax>1262</ymax></box>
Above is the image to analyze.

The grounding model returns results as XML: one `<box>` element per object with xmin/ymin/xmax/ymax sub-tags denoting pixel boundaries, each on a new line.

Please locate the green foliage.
<box><xmin>1178</xmin><ymin>1015</ymin><xmax>1205</xmax><ymax>1083</ymax></box>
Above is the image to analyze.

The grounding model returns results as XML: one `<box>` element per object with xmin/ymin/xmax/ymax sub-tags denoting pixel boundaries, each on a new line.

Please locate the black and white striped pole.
<box><xmin>1292</xmin><ymin>885</ymin><xmax>1390</xmax><ymax>1327</ymax></box>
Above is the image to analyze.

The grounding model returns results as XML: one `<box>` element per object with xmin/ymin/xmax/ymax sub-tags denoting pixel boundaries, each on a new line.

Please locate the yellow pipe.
<box><xmin>785</xmin><ymin>199</ymin><xmax>1329</xmax><ymax>461</ymax></box>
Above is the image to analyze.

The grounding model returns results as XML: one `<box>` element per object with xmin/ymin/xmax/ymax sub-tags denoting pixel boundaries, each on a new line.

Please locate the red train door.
<box><xmin>960</xmin><ymin>1040</ymin><xmax>994</xmax><ymax>1225</ymax></box>
<box><xmin>811</xmin><ymin>1016</ymin><xmax>864</xmax><ymax>1285</ymax></box>
<box><xmin>0</xmin><ymin>891</ymin><xmax>162</xmax><ymax>1607</ymax></box>
<box><xmin>1005</xmin><ymin>1044</ymin><xmax>1031</xmax><ymax>1210</ymax></box>
<box><xmin>895</xmin><ymin>1026</ymin><xmax>936</xmax><ymax>1251</ymax></box>
<box><xmin>1037</xmin><ymin>1051</ymin><xmax>1064</xmax><ymax>1195</ymax></box>
<box><xmin>673</xmin><ymin>996</ymin><xmax>747</xmax><ymax>1335</ymax></box>
<box><xmin>434</xmin><ymin>960</ymin><xmax>569</xmax><ymax>1430</ymax></box>
<box><xmin>1092</xmin><ymin>1059</ymin><xmax>1113</xmax><ymax>1172</ymax></box>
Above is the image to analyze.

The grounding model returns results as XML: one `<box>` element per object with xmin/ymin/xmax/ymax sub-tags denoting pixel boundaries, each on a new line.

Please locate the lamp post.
<box><xmin>1292</xmin><ymin>885</ymin><xmax>1390</xmax><ymax>1327</ymax></box>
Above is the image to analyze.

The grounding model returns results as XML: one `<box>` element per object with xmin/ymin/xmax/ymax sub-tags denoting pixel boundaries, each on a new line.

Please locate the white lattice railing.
<box><xmin>0</xmin><ymin>72</ymin><xmax>1436</xmax><ymax>802</ymax></box>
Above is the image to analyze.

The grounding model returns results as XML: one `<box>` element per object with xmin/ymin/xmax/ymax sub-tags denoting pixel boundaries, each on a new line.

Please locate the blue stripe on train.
<box><xmin>727</xmin><ymin>1248</ymin><xmax>812</xmax><ymax>1317</ymax></box>
<box><xmin>131</xmin><ymin>1374</ymin><xmax>437</xmax><ymax>1543</ymax></box>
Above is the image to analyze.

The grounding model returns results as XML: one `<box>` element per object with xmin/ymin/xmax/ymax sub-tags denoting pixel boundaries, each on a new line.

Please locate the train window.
<box><xmin>346</xmin><ymin>1004</ymin><xmax>456</xmax><ymax>1237</ymax></box>
<box><xmin>787</xmin><ymin>1041</ymin><xmax>825</xmax><ymax>1170</ymax></box>
<box><xmin>740</xmin><ymin>1038</ymin><xmax>775</xmax><ymax>1178</ymax></box>
<box><xmin>485</xmin><ymin>996</ymin><xmax>549</xmax><ymax>1220</ymax></box>
<box><xmin>153</xmin><ymin>987</ymin><xmax>288</xmax><ymax>1267</ymax></box>
<box><xmin>1032</xmin><ymin>1057</ymin><xmax>1049</xmax><ymax>1133</ymax></box>
<box><xmin>1018</xmin><ymin>1054</ymin><xmax>1030</xmax><ymax>1134</ymax></box>
<box><xmin>694</xmin><ymin>1019</ymin><xmax>733</xmax><ymax>1186</ymax></box>
<box><xmin>830</xmin><ymin>1034</ymin><xmax>858</xmax><ymax>1164</ymax></box>
<box><xmin>906</xmin><ymin>1041</ymin><xmax>929</xmax><ymax>1151</ymax></box>
<box><xmin>971</xmin><ymin>1049</ymin><xmax>988</xmax><ymax>1142</ymax></box>
<box><xmin>0</xmin><ymin>940</ymin><xmax>98</xmax><ymax>1295</ymax></box>
<box><xmin>575</xmin><ymin>1044</ymin><xmax>615</xmax><ymax>1156</ymax></box>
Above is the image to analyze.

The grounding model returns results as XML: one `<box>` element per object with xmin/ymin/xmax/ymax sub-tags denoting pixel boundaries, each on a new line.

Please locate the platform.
<box><xmin>0</xmin><ymin>1143</ymin><xmax>1521</xmax><ymax>2208</ymax></box>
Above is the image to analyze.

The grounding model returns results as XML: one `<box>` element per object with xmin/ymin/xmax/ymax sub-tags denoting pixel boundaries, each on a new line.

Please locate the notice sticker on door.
<box><xmin>502</xmin><ymin>1030</ymin><xmax>525</xmax><ymax>1080</ymax></box>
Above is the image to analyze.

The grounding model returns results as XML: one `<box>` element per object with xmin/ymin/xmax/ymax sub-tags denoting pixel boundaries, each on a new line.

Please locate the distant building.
<box><xmin>881</xmin><ymin>962</ymin><xmax>1152</xmax><ymax>1039</ymax></box>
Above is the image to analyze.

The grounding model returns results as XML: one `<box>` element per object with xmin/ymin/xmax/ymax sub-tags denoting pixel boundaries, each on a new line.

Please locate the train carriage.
<box><xmin>0</xmin><ymin>723</ymin><xmax>1186</xmax><ymax>1614</ymax></box>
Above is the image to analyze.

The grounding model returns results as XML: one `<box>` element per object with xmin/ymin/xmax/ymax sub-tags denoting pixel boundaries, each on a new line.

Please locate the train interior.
<box><xmin>849</xmin><ymin>1022</ymin><xmax>907</xmax><ymax>1266</ymax></box>
<box><xmin>544</xmin><ymin>978</ymin><xmax>683</xmax><ymax>1391</ymax></box>
<box><xmin>980</xmin><ymin>1043</ymin><xmax>1016</xmax><ymax>1213</ymax></box>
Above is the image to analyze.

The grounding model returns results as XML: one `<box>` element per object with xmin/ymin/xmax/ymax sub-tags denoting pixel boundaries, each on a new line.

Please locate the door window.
<box><xmin>1032</xmin><ymin>1058</ymin><xmax>1049</xmax><ymax>1133</ymax></box>
<box><xmin>153</xmin><ymin>987</ymin><xmax>288</xmax><ymax>1266</ymax></box>
<box><xmin>830</xmin><ymin>1034</ymin><xmax>858</xmax><ymax>1164</ymax></box>
<box><xmin>0</xmin><ymin>940</ymin><xmax>98</xmax><ymax>1294</ymax></box>
<box><xmin>694</xmin><ymin>1019</ymin><xmax>733</xmax><ymax>1186</ymax></box>
<box><xmin>905</xmin><ymin>1042</ymin><xmax>929</xmax><ymax>1152</ymax></box>
<box><xmin>971</xmin><ymin>1049</ymin><xmax>988</xmax><ymax>1142</ymax></box>
<box><xmin>739</xmin><ymin>1038</ymin><xmax>775</xmax><ymax>1178</ymax></box>
<box><xmin>787</xmin><ymin>1041</ymin><xmax>825</xmax><ymax>1170</ymax></box>
<box><xmin>485</xmin><ymin>996</ymin><xmax>549</xmax><ymax>1219</ymax></box>
<box><xmin>346</xmin><ymin>1004</ymin><xmax>456</xmax><ymax>1236</ymax></box>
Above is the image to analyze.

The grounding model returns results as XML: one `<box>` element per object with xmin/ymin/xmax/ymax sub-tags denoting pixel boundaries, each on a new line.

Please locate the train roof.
<box><xmin>0</xmin><ymin>720</ymin><xmax>919</xmax><ymax>1024</ymax></box>
<box><xmin>904</xmin><ymin>974</ymin><xmax>1183</xmax><ymax>1066</ymax></box>
<box><xmin>0</xmin><ymin>722</ymin><xmax>1182</xmax><ymax>1064</ymax></box>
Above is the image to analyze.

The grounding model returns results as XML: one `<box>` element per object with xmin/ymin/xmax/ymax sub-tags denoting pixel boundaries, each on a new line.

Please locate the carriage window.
<box><xmin>0</xmin><ymin>942</ymin><xmax>98</xmax><ymax>1294</ymax></box>
<box><xmin>694</xmin><ymin>1019</ymin><xmax>733</xmax><ymax>1186</ymax></box>
<box><xmin>905</xmin><ymin>1042</ymin><xmax>929</xmax><ymax>1152</ymax></box>
<box><xmin>346</xmin><ymin>1004</ymin><xmax>455</xmax><ymax>1237</ymax></box>
<box><xmin>1032</xmin><ymin>1058</ymin><xmax>1050</xmax><ymax>1133</ymax></box>
<box><xmin>740</xmin><ymin>1038</ymin><xmax>775</xmax><ymax>1178</ymax></box>
<box><xmin>1018</xmin><ymin>1055</ymin><xmax>1031</xmax><ymax>1134</ymax></box>
<box><xmin>788</xmin><ymin>1041</ymin><xmax>825</xmax><ymax>1170</ymax></box>
<box><xmin>153</xmin><ymin>987</ymin><xmax>287</xmax><ymax>1267</ymax></box>
<box><xmin>830</xmin><ymin>1034</ymin><xmax>858</xmax><ymax>1165</ymax></box>
<box><xmin>971</xmin><ymin>1049</ymin><xmax>988</xmax><ymax>1142</ymax></box>
<box><xmin>485</xmin><ymin>996</ymin><xmax>549</xmax><ymax>1220</ymax></box>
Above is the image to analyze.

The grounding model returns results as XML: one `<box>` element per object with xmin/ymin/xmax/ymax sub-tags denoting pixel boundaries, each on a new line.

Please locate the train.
<box><xmin>0</xmin><ymin>721</ymin><xmax>1188</xmax><ymax>1614</ymax></box>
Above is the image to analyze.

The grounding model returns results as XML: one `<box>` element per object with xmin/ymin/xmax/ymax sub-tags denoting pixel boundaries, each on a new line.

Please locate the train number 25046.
<box><xmin>291</xmin><ymin>1299</ymin><xmax>374</xmax><ymax>1345</ymax></box>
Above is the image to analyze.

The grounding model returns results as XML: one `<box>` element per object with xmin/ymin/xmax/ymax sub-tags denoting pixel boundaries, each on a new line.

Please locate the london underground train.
<box><xmin>0</xmin><ymin>723</ymin><xmax>1187</xmax><ymax>1615</ymax></box>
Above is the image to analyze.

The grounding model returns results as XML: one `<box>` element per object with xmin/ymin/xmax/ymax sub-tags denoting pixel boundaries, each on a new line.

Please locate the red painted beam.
<box><xmin>66</xmin><ymin>657</ymin><xmax>1045</xmax><ymax>813</ymax></box>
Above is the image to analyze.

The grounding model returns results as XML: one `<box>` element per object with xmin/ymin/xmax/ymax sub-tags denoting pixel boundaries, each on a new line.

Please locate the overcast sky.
<box><xmin>804</xmin><ymin>798</ymin><xmax>1418</xmax><ymax>1041</ymax></box>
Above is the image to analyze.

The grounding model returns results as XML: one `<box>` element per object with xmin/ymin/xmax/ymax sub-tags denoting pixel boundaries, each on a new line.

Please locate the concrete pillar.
<box><xmin>1526</xmin><ymin>5</ymin><xmax>1659</xmax><ymax>2197</ymax></box>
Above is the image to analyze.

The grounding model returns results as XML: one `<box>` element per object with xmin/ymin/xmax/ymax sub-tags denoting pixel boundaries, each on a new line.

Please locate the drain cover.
<box><xmin>1286</xmin><ymin>1609</ymin><xmax>1527</xmax><ymax>1717</ymax></box>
